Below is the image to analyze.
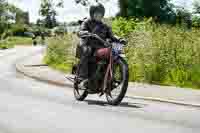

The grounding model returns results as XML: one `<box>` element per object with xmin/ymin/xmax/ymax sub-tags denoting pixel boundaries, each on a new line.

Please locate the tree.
<box><xmin>126</xmin><ymin>0</ymin><xmax>176</xmax><ymax>23</ymax></box>
<box><xmin>176</xmin><ymin>7</ymin><xmax>192</xmax><ymax>29</ymax></box>
<box><xmin>193</xmin><ymin>0</ymin><xmax>200</xmax><ymax>14</ymax></box>
<box><xmin>15</xmin><ymin>11</ymin><xmax>29</xmax><ymax>24</ymax></box>
<box><xmin>117</xmin><ymin>0</ymin><xmax>128</xmax><ymax>17</ymax></box>
<box><xmin>3</xmin><ymin>3</ymin><xmax>28</xmax><ymax>24</ymax></box>
<box><xmin>39</xmin><ymin>0</ymin><xmax>63</xmax><ymax>29</ymax></box>
<box><xmin>74</xmin><ymin>0</ymin><xmax>176</xmax><ymax>23</ymax></box>
<box><xmin>75</xmin><ymin>0</ymin><xmax>108</xmax><ymax>6</ymax></box>
<box><xmin>0</xmin><ymin>0</ymin><xmax>8</xmax><ymax>36</ymax></box>
<box><xmin>0</xmin><ymin>0</ymin><xmax>6</xmax><ymax>14</ymax></box>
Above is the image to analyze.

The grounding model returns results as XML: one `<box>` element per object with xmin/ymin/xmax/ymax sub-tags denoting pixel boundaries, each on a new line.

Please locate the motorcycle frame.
<box><xmin>102</xmin><ymin>46</ymin><xmax>114</xmax><ymax>93</ymax></box>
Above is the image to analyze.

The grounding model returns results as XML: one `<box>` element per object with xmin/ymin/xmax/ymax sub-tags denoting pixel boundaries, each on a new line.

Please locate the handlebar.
<box><xmin>79</xmin><ymin>32</ymin><xmax>127</xmax><ymax>46</ymax></box>
<box><xmin>80</xmin><ymin>33</ymin><xmax>110</xmax><ymax>47</ymax></box>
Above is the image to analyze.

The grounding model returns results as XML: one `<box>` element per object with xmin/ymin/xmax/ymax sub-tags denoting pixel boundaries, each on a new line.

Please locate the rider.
<box><xmin>78</xmin><ymin>3</ymin><xmax>120</xmax><ymax>88</ymax></box>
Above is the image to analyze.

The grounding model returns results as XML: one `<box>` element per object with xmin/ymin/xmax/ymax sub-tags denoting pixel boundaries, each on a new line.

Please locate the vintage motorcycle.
<box><xmin>72</xmin><ymin>33</ymin><xmax>129</xmax><ymax>105</ymax></box>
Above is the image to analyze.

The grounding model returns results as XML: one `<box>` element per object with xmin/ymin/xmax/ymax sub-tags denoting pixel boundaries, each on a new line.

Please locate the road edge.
<box><xmin>15</xmin><ymin>56</ymin><xmax>200</xmax><ymax>108</ymax></box>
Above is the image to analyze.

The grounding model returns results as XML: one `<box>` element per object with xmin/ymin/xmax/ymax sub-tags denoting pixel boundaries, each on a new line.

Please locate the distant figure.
<box><xmin>41</xmin><ymin>32</ymin><xmax>45</xmax><ymax>45</ymax></box>
<box><xmin>32</xmin><ymin>34</ymin><xmax>37</xmax><ymax>46</ymax></box>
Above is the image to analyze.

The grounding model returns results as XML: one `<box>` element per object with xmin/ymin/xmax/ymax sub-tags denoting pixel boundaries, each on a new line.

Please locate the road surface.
<box><xmin>0</xmin><ymin>46</ymin><xmax>199</xmax><ymax>133</ymax></box>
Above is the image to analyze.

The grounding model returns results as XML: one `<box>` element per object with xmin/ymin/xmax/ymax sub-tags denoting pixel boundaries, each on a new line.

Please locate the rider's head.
<box><xmin>89</xmin><ymin>3</ymin><xmax>105</xmax><ymax>22</ymax></box>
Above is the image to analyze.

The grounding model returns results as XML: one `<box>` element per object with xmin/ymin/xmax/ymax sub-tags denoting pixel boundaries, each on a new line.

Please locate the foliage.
<box><xmin>192</xmin><ymin>15</ymin><xmax>200</xmax><ymax>28</ymax></box>
<box><xmin>75</xmin><ymin>0</ymin><xmax>108</xmax><ymax>6</ymax></box>
<box><xmin>75</xmin><ymin>0</ymin><xmax>176</xmax><ymax>24</ymax></box>
<box><xmin>45</xmin><ymin>18</ymin><xmax>200</xmax><ymax>89</ymax></box>
<box><xmin>44</xmin><ymin>34</ymin><xmax>79</xmax><ymax>72</ymax></box>
<box><xmin>39</xmin><ymin>0</ymin><xmax>63</xmax><ymax>29</ymax></box>
<box><xmin>175</xmin><ymin>7</ymin><xmax>192</xmax><ymax>29</ymax></box>
<box><xmin>7</xmin><ymin>36</ymin><xmax>33</xmax><ymax>45</ymax></box>
<box><xmin>122</xmin><ymin>22</ymin><xmax>200</xmax><ymax>89</ymax></box>
<box><xmin>0</xmin><ymin>36</ymin><xmax>34</xmax><ymax>49</ymax></box>
<box><xmin>0</xmin><ymin>1</ymin><xmax>29</xmax><ymax>39</ymax></box>
<box><xmin>0</xmin><ymin>40</ymin><xmax>14</xmax><ymax>49</ymax></box>
<box><xmin>126</xmin><ymin>0</ymin><xmax>176</xmax><ymax>23</ymax></box>
<box><xmin>193</xmin><ymin>0</ymin><xmax>200</xmax><ymax>14</ymax></box>
<box><xmin>112</xmin><ymin>17</ymin><xmax>152</xmax><ymax>37</ymax></box>
<box><xmin>0</xmin><ymin>0</ymin><xmax>7</xmax><ymax>36</ymax></box>
<box><xmin>117</xmin><ymin>0</ymin><xmax>128</xmax><ymax>17</ymax></box>
<box><xmin>10</xmin><ymin>24</ymin><xmax>28</xmax><ymax>36</ymax></box>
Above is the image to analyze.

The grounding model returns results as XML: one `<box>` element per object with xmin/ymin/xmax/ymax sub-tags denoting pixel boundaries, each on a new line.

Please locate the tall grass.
<box><xmin>44</xmin><ymin>34</ymin><xmax>79</xmax><ymax>73</ymax></box>
<box><xmin>44</xmin><ymin>18</ymin><xmax>200</xmax><ymax>89</ymax></box>
<box><xmin>127</xmin><ymin>27</ymin><xmax>200</xmax><ymax>88</ymax></box>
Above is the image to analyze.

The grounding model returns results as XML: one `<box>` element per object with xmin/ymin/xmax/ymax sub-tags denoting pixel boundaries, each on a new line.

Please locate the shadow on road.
<box><xmin>85</xmin><ymin>99</ymin><xmax>146</xmax><ymax>109</ymax></box>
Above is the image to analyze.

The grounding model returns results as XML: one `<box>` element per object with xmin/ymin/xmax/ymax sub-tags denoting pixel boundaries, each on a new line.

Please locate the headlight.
<box><xmin>113</xmin><ymin>43</ymin><xmax>123</xmax><ymax>51</ymax></box>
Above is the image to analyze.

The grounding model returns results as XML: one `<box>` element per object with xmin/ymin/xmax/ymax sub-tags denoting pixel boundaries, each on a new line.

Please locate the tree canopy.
<box><xmin>74</xmin><ymin>0</ymin><xmax>176</xmax><ymax>23</ymax></box>
<box><xmin>39</xmin><ymin>0</ymin><xmax>63</xmax><ymax>29</ymax></box>
<box><xmin>193</xmin><ymin>0</ymin><xmax>200</xmax><ymax>14</ymax></box>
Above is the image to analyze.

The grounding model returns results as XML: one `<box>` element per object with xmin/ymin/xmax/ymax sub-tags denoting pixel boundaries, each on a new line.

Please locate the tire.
<box><xmin>74</xmin><ymin>81</ymin><xmax>88</xmax><ymax>101</ymax></box>
<box><xmin>73</xmin><ymin>64</ymin><xmax>88</xmax><ymax>101</ymax></box>
<box><xmin>106</xmin><ymin>57</ymin><xmax>129</xmax><ymax>105</ymax></box>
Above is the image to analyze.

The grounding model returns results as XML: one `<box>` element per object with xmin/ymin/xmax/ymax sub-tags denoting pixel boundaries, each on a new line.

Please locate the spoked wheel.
<box><xmin>73</xmin><ymin>64</ymin><xmax>88</xmax><ymax>101</ymax></box>
<box><xmin>106</xmin><ymin>57</ymin><xmax>129</xmax><ymax>105</ymax></box>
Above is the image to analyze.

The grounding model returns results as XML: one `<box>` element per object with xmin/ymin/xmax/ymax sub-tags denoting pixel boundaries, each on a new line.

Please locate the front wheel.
<box><xmin>73</xmin><ymin>64</ymin><xmax>88</xmax><ymax>101</ymax></box>
<box><xmin>106</xmin><ymin>57</ymin><xmax>129</xmax><ymax>105</ymax></box>
<box><xmin>74</xmin><ymin>80</ymin><xmax>88</xmax><ymax>101</ymax></box>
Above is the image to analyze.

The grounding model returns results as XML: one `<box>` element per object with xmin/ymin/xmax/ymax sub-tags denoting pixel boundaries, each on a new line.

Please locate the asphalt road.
<box><xmin>0</xmin><ymin>46</ymin><xmax>199</xmax><ymax>133</ymax></box>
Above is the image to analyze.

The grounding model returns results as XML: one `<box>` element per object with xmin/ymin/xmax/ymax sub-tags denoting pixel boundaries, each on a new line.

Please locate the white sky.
<box><xmin>8</xmin><ymin>0</ymin><xmax>194</xmax><ymax>23</ymax></box>
<box><xmin>172</xmin><ymin>0</ymin><xmax>193</xmax><ymax>11</ymax></box>
<box><xmin>7</xmin><ymin>0</ymin><xmax>119</xmax><ymax>23</ymax></box>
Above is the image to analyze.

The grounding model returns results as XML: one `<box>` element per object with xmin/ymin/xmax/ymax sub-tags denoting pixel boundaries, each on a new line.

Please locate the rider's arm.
<box><xmin>78</xmin><ymin>19</ymin><xmax>91</xmax><ymax>37</ymax></box>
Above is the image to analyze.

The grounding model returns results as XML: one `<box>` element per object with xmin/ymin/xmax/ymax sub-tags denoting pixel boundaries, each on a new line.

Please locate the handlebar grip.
<box><xmin>79</xmin><ymin>33</ymin><xmax>111</xmax><ymax>47</ymax></box>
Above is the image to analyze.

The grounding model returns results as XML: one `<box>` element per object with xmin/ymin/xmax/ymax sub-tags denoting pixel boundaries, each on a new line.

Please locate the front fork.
<box><xmin>102</xmin><ymin>49</ymin><xmax>114</xmax><ymax>95</ymax></box>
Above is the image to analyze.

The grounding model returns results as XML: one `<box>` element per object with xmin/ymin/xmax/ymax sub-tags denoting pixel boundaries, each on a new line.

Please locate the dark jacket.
<box><xmin>80</xmin><ymin>18</ymin><xmax>118</xmax><ymax>49</ymax></box>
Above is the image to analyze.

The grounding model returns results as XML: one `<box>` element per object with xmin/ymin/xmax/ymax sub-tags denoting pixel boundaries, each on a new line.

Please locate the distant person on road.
<box><xmin>32</xmin><ymin>33</ymin><xmax>37</xmax><ymax>46</ymax></box>
<box><xmin>41</xmin><ymin>32</ymin><xmax>45</xmax><ymax>45</ymax></box>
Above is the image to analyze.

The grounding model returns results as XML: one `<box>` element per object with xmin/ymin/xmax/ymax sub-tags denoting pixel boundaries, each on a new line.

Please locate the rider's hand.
<box><xmin>92</xmin><ymin>34</ymin><xmax>98</xmax><ymax>38</ymax></box>
<box><xmin>79</xmin><ymin>31</ymin><xmax>93</xmax><ymax>38</ymax></box>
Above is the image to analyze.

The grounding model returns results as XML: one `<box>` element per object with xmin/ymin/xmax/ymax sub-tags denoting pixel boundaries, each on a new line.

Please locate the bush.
<box><xmin>44</xmin><ymin>34</ymin><xmax>79</xmax><ymax>73</ymax></box>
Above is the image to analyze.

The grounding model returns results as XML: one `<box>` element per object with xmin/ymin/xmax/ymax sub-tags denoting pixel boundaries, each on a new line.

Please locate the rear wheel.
<box><xmin>73</xmin><ymin>64</ymin><xmax>88</xmax><ymax>101</ymax></box>
<box><xmin>106</xmin><ymin>57</ymin><xmax>129</xmax><ymax>105</ymax></box>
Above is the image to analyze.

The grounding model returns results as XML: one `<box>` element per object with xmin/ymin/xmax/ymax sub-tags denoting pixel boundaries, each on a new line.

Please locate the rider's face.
<box><xmin>93</xmin><ymin>12</ymin><xmax>103</xmax><ymax>21</ymax></box>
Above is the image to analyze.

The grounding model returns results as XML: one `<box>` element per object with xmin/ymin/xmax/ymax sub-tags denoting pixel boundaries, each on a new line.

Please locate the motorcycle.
<box><xmin>72</xmin><ymin>33</ymin><xmax>129</xmax><ymax>105</ymax></box>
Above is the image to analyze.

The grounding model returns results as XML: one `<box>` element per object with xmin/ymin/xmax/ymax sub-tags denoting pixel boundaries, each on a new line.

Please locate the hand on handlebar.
<box><xmin>79</xmin><ymin>31</ymin><xmax>92</xmax><ymax>37</ymax></box>
<box><xmin>92</xmin><ymin>33</ymin><xmax>98</xmax><ymax>38</ymax></box>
